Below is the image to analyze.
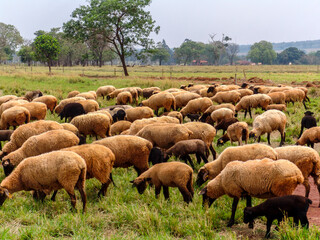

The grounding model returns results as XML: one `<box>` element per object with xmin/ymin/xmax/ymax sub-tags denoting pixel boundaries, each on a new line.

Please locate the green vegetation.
<box><xmin>0</xmin><ymin>66</ymin><xmax>319</xmax><ymax>239</ymax></box>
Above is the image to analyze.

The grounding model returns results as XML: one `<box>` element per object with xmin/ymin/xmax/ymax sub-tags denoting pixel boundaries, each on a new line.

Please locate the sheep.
<box><xmin>299</xmin><ymin>111</ymin><xmax>317</xmax><ymax>138</ymax></box>
<box><xmin>183</xmin><ymin>122</ymin><xmax>216</xmax><ymax>159</ymax></box>
<box><xmin>164</xmin><ymin>139</ymin><xmax>208</xmax><ymax>168</ymax></box>
<box><xmin>235</xmin><ymin>88</ymin><xmax>253</xmax><ymax>98</ymax></box>
<box><xmin>267</xmin><ymin>92</ymin><xmax>286</xmax><ymax>104</ymax></box>
<box><xmin>296</xmin><ymin>86</ymin><xmax>310</xmax><ymax>102</ymax></box>
<box><xmin>67</xmin><ymin>90</ymin><xmax>80</xmax><ymax>98</ymax></box>
<box><xmin>127</xmin><ymin>116</ymin><xmax>180</xmax><ymax>135</ymax></box>
<box><xmin>76</xmin><ymin>92</ymin><xmax>96</xmax><ymax>100</ymax></box>
<box><xmin>0</xmin><ymin>99</ymin><xmax>29</xmax><ymax>116</ymax></box>
<box><xmin>210</xmin><ymin>108</ymin><xmax>234</xmax><ymax>126</ymax></box>
<box><xmin>60</xmin><ymin>123</ymin><xmax>85</xmax><ymax>145</ymax></box>
<box><xmin>94</xmin><ymin>135</ymin><xmax>152</xmax><ymax>175</ymax></box>
<box><xmin>217</xmin><ymin>122</ymin><xmax>249</xmax><ymax>146</ymax></box>
<box><xmin>180</xmin><ymin>97</ymin><xmax>213</xmax><ymax>118</ymax></box>
<box><xmin>196</xmin><ymin>143</ymin><xmax>278</xmax><ymax>187</ymax></box>
<box><xmin>78</xmin><ymin>100</ymin><xmax>99</xmax><ymax>113</ymax></box>
<box><xmin>58</xmin><ymin>102</ymin><xmax>86</xmax><ymax>122</ymax></box>
<box><xmin>131</xmin><ymin>162</ymin><xmax>194</xmax><ymax>203</ymax></box>
<box><xmin>24</xmin><ymin>90</ymin><xmax>43</xmax><ymax>101</ymax></box>
<box><xmin>283</xmin><ymin>88</ymin><xmax>307</xmax><ymax>109</ymax></box>
<box><xmin>0</xmin><ymin>130</ymin><xmax>14</xmax><ymax>150</ymax></box>
<box><xmin>107</xmin><ymin>89</ymin><xmax>124</xmax><ymax>99</ymax></box>
<box><xmin>140</xmin><ymin>92</ymin><xmax>176</xmax><ymax>116</ymax></box>
<box><xmin>296</xmin><ymin>126</ymin><xmax>320</xmax><ymax>148</ymax></box>
<box><xmin>0</xmin><ymin>95</ymin><xmax>18</xmax><ymax>106</ymax></box>
<box><xmin>148</xmin><ymin>147</ymin><xmax>165</xmax><ymax>166</ymax></box>
<box><xmin>274</xmin><ymin>146</ymin><xmax>320</xmax><ymax>205</ymax></box>
<box><xmin>94</xmin><ymin>109</ymin><xmax>113</xmax><ymax>124</ymax></box>
<box><xmin>116</xmin><ymin>91</ymin><xmax>133</xmax><ymax>105</ymax></box>
<box><xmin>111</xmin><ymin>108</ymin><xmax>126</xmax><ymax>122</ymax></box>
<box><xmin>266</xmin><ymin>104</ymin><xmax>287</xmax><ymax>112</ymax></box>
<box><xmin>243</xmin><ymin>195</ymin><xmax>311</xmax><ymax>238</ymax></box>
<box><xmin>96</xmin><ymin>85</ymin><xmax>116</xmax><ymax>99</ymax></box>
<box><xmin>54</xmin><ymin>97</ymin><xmax>86</xmax><ymax>114</ymax></box>
<box><xmin>199</xmin><ymin>158</ymin><xmax>304</xmax><ymax>228</ymax></box>
<box><xmin>122</xmin><ymin>87</ymin><xmax>139</xmax><ymax>104</ymax></box>
<box><xmin>70</xmin><ymin>113</ymin><xmax>111</xmax><ymax>140</ymax></box>
<box><xmin>235</xmin><ymin>94</ymin><xmax>272</xmax><ymax>118</ymax></box>
<box><xmin>162</xmin><ymin>111</ymin><xmax>183</xmax><ymax>123</ymax></box>
<box><xmin>210</xmin><ymin>91</ymin><xmax>241</xmax><ymax>105</ymax></box>
<box><xmin>125</xmin><ymin>106</ymin><xmax>154</xmax><ymax>122</ymax></box>
<box><xmin>268</xmin><ymin>86</ymin><xmax>293</xmax><ymax>93</ymax></box>
<box><xmin>32</xmin><ymin>95</ymin><xmax>58</xmax><ymax>114</ymax></box>
<box><xmin>214</xmin><ymin>117</ymin><xmax>239</xmax><ymax>134</ymax></box>
<box><xmin>136</xmin><ymin>123</ymin><xmax>192</xmax><ymax>150</ymax></box>
<box><xmin>0</xmin><ymin>151</ymin><xmax>87</xmax><ymax>212</ymax></box>
<box><xmin>110</xmin><ymin>120</ymin><xmax>132</xmax><ymax>136</ymax></box>
<box><xmin>199</xmin><ymin>104</ymin><xmax>235</xmax><ymax>123</ymax></box>
<box><xmin>249</xmin><ymin>110</ymin><xmax>286</xmax><ymax>146</ymax></box>
<box><xmin>207</xmin><ymin>85</ymin><xmax>240</xmax><ymax>96</ymax></box>
<box><xmin>1</xmin><ymin>129</ymin><xmax>80</xmax><ymax>176</ymax></box>
<box><xmin>0</xmin><ymin>106</ymin><xmax>30</xmax><ymax>130</ymax></box>
<box><xmin>186</xmin><ymin>113</ymin><xmax>201</xmax><ymax>122</ymax></box>
<box><xmin>174</xmin><ymin>92</ymin><xmax>201</xmax><ymax>109</ymax></box>
<box><xmin>142</xmin><ymin>87</ymin><xmax>161</xmax><ymax>98</ymax></box>
<box><xmin>20</xmin><ymin>102</ymin><xmax>47</xmax><ymax>120</ymax></box>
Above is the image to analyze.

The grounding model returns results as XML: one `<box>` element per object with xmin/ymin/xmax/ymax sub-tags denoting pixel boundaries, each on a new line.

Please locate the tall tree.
<box><xmin>0</xmin><ymin>22</ymin><xmax>23</xmax><ymax>62</ymax></box>
<box><xmin>248</xmin><ymin>41</ymin><xmax>276</xmax><ymax>64</ymax></box>
<box><xmin>276</xmin><ymin>47</ymin><xmax>305</xmax><ymax>64</ymax></box>
<box><xmin>226</xmin><ymin>43</ymin><xmax>239</xmax><ymax>65</ymax></box>
<box><xmin>174</xmin><ymin>39</ymin><xmax>204</xmax><ymax>65</ymax></box>
<box><xmin>34</xmin><ymin>34</ymin><xmax>60</xmax><ymax>73</ymax></box>
<box><xmin>17</xmin><ymin>40</ymin><xmax>34</xmax><ymax>66</ymax></box>
<box><xmin>207</xmin><ymin>34</ymin><xmax>231</xmax><ymax>65</ymax></box>
<box><xmin>63</xmin><ymin>0</ymin><xmax>159</xmax><ymax>76</ymax></box>
<box><xmin>151</xmin><ymin>41</ymin><xmax>170</xmax><ymax>65</ymax></box>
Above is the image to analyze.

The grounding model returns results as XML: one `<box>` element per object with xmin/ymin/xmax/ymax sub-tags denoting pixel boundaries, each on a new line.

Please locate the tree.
<box><xmin>174</xmin><ymin>39</ymin><xmax>204</xmax><ymax>65</ymax></box>
<box><xmin>63</xmin><ymin>0</ymin><xmax>159</xmax><ymax>76</ymax></box>
<box><xmin>207</xmin><ymin>34</ymin><xmax>231</xmax><ymax>65</ymax></box>
<box><xmin>248</xmin><ymin>41</ymin><xmax>276</xmax><ymax>64</ymax></box>
<box><xmin>226</xmin><ymin>43</ymin><xmax>239</xmax><ymax>65</ymax></box>
<box><xmin>151</xmin><ymin>41</ymin><xmax>170</xmax><ymax>65</ymax></box>
<box><xmin>276</xmin><ymin>47</ymin><xmax>305</xmax><ymax>64</ymax></box>
<box><xmin>18</xmin><ymin>40</ymin><xmax>34</xmax><ymax>66</ymax></box>
<box><xmin>34</xmin><ymin>34</ymin><xmax>60</xmax><ymax>72</ymax></box>
<box><xmin>0</xmin><ymin>22</ymin><xmax>23</xmax><ymax>62</ymax></box>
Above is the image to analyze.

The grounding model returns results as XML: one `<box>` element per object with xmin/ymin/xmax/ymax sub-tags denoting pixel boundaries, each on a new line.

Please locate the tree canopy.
<box><xmin>0</xmin><ymin>22</ymin><xmax>23</xmax><ymax>62</ymax></box>
<box><xmin>276</xmin><ymin>47</ymin><xmax>305</xmax><ymax>64</ymax></box>
<box><xmin>151</xmin><ymin>41</ymin><xmax>171</xmax><ymax>65</ymax></box>
<box><xmin>248</xmin><ymin>40</ymin><xmax>277</xmax><ymax>64</ymax></box>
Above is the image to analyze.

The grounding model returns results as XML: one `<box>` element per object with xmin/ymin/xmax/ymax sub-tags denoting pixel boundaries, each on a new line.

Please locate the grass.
<box><xmin>0</xmin><ymin>65</ymin><xmax>320</xmax><ymax>239</ymax></box>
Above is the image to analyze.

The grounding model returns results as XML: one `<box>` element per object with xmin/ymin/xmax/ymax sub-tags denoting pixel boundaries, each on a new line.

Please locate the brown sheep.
<box><xmin>32</xmin><ymin>95</ymin><xmax>58</xmax><ymax>114</ymax></box>
<box><xmin>0</xmin><ymin>99</ymin><xmax>29</xmax><ymax>116</ymax></box>
<box><xmin>116</xmin><ymin>91</ymin><xmax>133</xmax><ymax>105</ymax></box>
<box><xmin>21</xmin><ymin>102</ymin><xmax>47</xmax><ymax>120</ymax></box>
<box><xmin>0</xmin><ymin>95</ymin><xmax>18</xmax><ymax>106</ymax></box>
<box><xmin>210</xmin><ymin>108</ymin><xmax>234</xmax><ymax>126</ymax></box>
<box><xmin>110</xmin><ymin>120</ymin><xmax>132</xmax><ymax>136</ymax></box>
<box><xmin>140</xmin><ymin>92</ymin><xmax>176</xmax><ymax>116</ymax></box>
<box><xmin>210</xmin><ymin>91</ymin><xmax>241</xmax><ymax>105</ymax></box>
<box><xmin>174</xmin><ymin>92</ymin><xmax>201</xmax><ymax>109</ymax></box>
<box><xmin>217</xmin><ymin>122</ymin><xmax>249</xmax><ymax>146</ymax></box>
<box><xmin>283</xmin><ymin>89</ymin><xmax>307</xmax><ymax>109</ymax></box>
<box><xmin>296</xmin><ymin>126</ymin><xmax>320</xmax><ymax>148</ymax></box>
<box><xmin>125</xmin><ymin>107</ymin><xmax>154</xmax><ymax>122</ymax></box>
<box><xmin>24</xmin><ymin>90</ymin><xmax>43</xmax><ymax>101</ymax></box>
<box><xmin>267</xmin><ymin>92</ymin><xmax>286</xmax><ymax>104</ymax></box>
<box><xmin>235</xmin><ymin>94</ymin><xmax>271</xmax><ymax>118</ymax></box>
<box><xmin>266</xmin><ymin>104</ymin><xmax>287</xmax><ymax>112</ymax></box>
<box><xmin>180</xmin><ymin>97</ymin><xmax>213</xmax><ymax>118</ymax></box>
<box><xmin>67</xmin><ymin>90</ymin><xmax>80</xmax><ymax>98</ymax></box>
<box><xmin>96</xmin><ymin>85</ymin><xmax>116</xmax><ymax>99</ymax></box>
<box><xmin>0</xmin><ymin>106</ymin><xmax>30</xmax><ymax>130</ymax></box>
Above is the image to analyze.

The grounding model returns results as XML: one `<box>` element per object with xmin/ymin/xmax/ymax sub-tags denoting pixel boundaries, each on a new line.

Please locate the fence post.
<box><xmin>170</xmin><ymin>67</ymin><xmax>172</xmax><ymax>79</ymax></box>
<box><xmin>243</xmin><ymin>69</ymin><xmax>247</xmax><ymax>80</ymax></box>
<box><xmin>114</xmin><ymin>68</ymin><xmax>116</xmax><ymax>76</ymax></box>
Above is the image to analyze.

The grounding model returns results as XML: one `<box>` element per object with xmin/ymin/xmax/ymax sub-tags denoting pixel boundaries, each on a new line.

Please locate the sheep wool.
<box><xmin>125</xmin><ymin>106</ymin><xmax>154</xmax><ymax>122</ymax></box>
<box><xmin>110</xmin><ymin>120</ymin><xmax>132</xmax><ymax>136</ymax></box>
<box><xmin>116</xmin><ymin>91</ymin><xmax>133</xmax><ymax>105</ymax></box>
<box><xmin>21</xmin><ymin>102</ymin><xmax>47</xmax><ymax>120</ymax></box>
<box><xmin>141</xmin><ymin>92</ymin><xmax>176</xmax><ymax>116</ymax></box>
<box><xmin>210</xmin><ymin>108</ymin><xmax>234</xmax><ymax>125</ymax></box>
<box><xmin>32</xmin><ymin>95</ymin><xmax>58</xmax><ymax>114</ymax></box>
<box><xmin>54</xmin><ymin>97</ymin><xmax>86</xmax><ymax>114</ymax></box>
<box><xmin>0</xmin><ymin>106</ymin><xmax>30</xmax><ymax>130</ymax></box>
<box><xmin>180</xmin><ymin>97</ymin><xmax>212</xmax><ymax>117</ymax></box>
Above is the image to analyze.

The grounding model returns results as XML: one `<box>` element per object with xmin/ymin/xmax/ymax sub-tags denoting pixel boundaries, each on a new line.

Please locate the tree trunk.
<box><xmin>120</xmin><ymin>54</ymin><xmax>129</xmax><ymax>76</ymax></box>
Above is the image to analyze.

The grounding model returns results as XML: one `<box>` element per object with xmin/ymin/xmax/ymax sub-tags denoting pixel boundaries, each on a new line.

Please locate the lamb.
<box><xmin>174</xmin><ymin>92</ymin><xmax>201</xmax><ymax>109</ymax></box>
<box><xmin>70</xmin><ymin>113</ymin><xmax>111</xmax><ymax>140</ymax></box>
<box><xmin>21</xmin><ymin>102</ymin><xmax>47</xmax><ymax>120</ymax></box>
<box><xmin>164</xmin><ymin>139</ymin><xmax>208</xmax><ymax>169</ymax></box>
<box><xmin>54</xmin><ymin>97</ymin><xmax>86</xmax><ymax>114</ymax></box>
<box><xmin>217</xmin><ymin>122</ymin><xmax>249</xmax><ymax>146</ymax></box>
<box><xmin>116</xmin><ymin>91</ymin><xmax>133</xmax><ymax>105</ymax></box>
<box><xmin>214</xmin><ymin>117</ymin><xmax>239</xmax><ymax>134</ymax></box>
<box><xmin>148</xmin><ymin>147</ymin><xmax>165</xmax><ymax>165</ymax></box>
<box><xmin>296</xmin><ymin>126</ymin><xmax>320</xmax><ymax>148</ymax></box>
<box><xmin>183</xmin><ymin>122</ymin><xmax>216</xmax><ymax>159</ymax></box>
<box><xmin>94</xmin><ymin>135</ymin><xmax>152</xmax><ymax>175</ymax></box>
<box><xmin>24</xmin><ymin>90</ymin><xmax>43</xmax><ymax>101</ymax></box>
<box><xmin>125</xmin><ymin>106</ymin><xmax>154</xmax><ymax>122</ymax></box>
<box><xmin>186</xmin><ymin>113</ymin><xmax>201</xmax><ymax>122</ymax></box>
<box><xmin>275</xmin><ymin>145</ymin><xmax>320</xmax><ymax>205</ymax></box>
<box><xmin>283</xmin><ymin>88</ymin><xmax>307</xmax><ymax>109</ymax></box>
<box><xmin>0</xmin><ymin>130</ymin><xmax>14</xmax><ymax>150</ymax></box>
<box><xmin>96</xmin><ymin>85</ymin><xmax>116</xmax><ymax>99</ymax></box>
<box><xmin>110</xmin><ymin>120</ymin><xmax>132</xmax><ymax>136</ymax></box>
<box><xmin>249</xmin><ymin>110</ymin><xmax>286</xmax><ymax>146</ymax></box>
<box><xmin>0</xmin><ymin>106</ymin><xmax>30</xmax><ymax>130</ymax></box>
<box><xmin>267</xmin><ymin>92</ymin><xmax>286</xmax><ymax>104</ymax></box>
<box><xmin>210</xmin><ymin>91</ymin><xmax>241</xmax><ymax>105</ymax></box>
<box><xmin>199</xmin><ymin>104</ymin><xmax>235</xmax><ymax>123</ymax></box>
<box><xmin>140</xmin><ymin>92</ymin><xmax>176</xmax><ymax>116</ymax></box>
<box><xmin>2</xmin><ymin>129</ymin><xmax>80</xmax><ymax>176</ymax></box>
<box><xmin>266</xmin><ymin>104</ymin><xmax>287</xmax><ymax>112</ymax></box>
<box><xmin>180</xmin><ymin>97</ymin><xmax>213</xmax><ymax>118</ymax></box>
<box><xmin>142</xmin><ymin>87</ymin><xmax>161</xmax><ymax>98</ymax></box>
<box><xmin>235</xmin><ymin>94</ymin><xmax>272</xmax><ymax>118</ymax></box>
<box><xmin>32</xmin><ymin>95</ymin><xmax>58</xmax><ymax>114</ymax></box>
<box><xmin>0</xmin><ymin>151</ymin><xmax>87</xmax><ymax>212</ymax></box>
<box><xmin>67</xmin><ymin>90</ymin><xmax>80</xmax><ymax>98</ymax></box>
<box><xmin>299</xmin><ymin>111</ymin><xmax>317</xmax><ymax>138</ymax></box>
<box><xmin>136</xmin><ymin>123</ymin><xmax>192</xmax><ymax>150</ymax></box>
<box><xmin>199</xmin><ymin>158</ymin><xmax>304</xmax><ymax>228</ymax></box>
<box><xmin>243</xmin><ymin>195</ymin><xmax>311</xmax><ymax>238</ymax></box>
<box><xmin>196</xmin><ymin>143</ymin><xmax>278</xmax><ymax>187</ymax></box>
<box><xmin>210</xmin><ymin>108</ymin><xmax>234</xmax><ymax>126</ymax></box>
<box><xmin>131</xmin><ymin>162</ymin><xmax>194</xmax><ymax>203</ymax></box>
<box><xmin>58</xmin><ymin>102</ymin><xmax>86</xmax><ymax>122</ymax></box>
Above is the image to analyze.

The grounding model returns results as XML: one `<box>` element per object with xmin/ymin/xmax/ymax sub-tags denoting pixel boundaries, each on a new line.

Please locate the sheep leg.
<box><xmin>187</xmin><ymin>174</ymin><xmax>194</xmax><ymax>198</ymax></box>
<box><xmin>311</xmin><ymin>143</ymin><xmax>314</xmax><ymax>148</ymax></box>
<box><xmin>163</xmin><ymin>186</ymin><xmax>169</xmax><ymax>200</ymax></box>
<box><xmin>98</xmin><ymin>179</ymin><xmax>112</xmax><ymax>197</ymax></box>
<box><xmin>248</xmin><ymin>107</ymin><xmax>252</xmax><ymax>119</ymax></box>
<box><xmin>134</xmin><ymin>166</ymin><xmax>142</xmax><ymax>176</ymax></box>
<box><xmin>267</xmin><ymin>133</ymin><xmax>271</xmax><ymax>145</ymax></box>
<box><xmin>303</xmin><ymin>179</ymin><xmax>311</xmax><ymax>198</ymax></box>
<box><xmin>246</xmin><ymin>196</ymin><xmax>254</xmax><ymax>229</ymax></box>
<box><xmin>265</xmin><ymin>218</ymin><xmax>274</xmax><ymax>238</ymax></box>
<box><xmin>178</xmin><ymin>186</ymin><xmax>192</xmax><ymax>203</ymax></box>
<box><xmin>227</xmin><ymin>197</ymin><xmax>239</xmax><ymax>227</ymax></box>
<box><xmin>154</xmin><ymin>109</ymin><xmax>159</xmax><ymax>116</ymax></box>
<box><xmin>209</xmin><ymin>144</ymin><xmax>216</xmax><ymax>160</ymax></box>
<box><xmin>51</xmin><ymin>190</ymin><xmax>58</xmax><ymax>201</ymax></box>
<box><xmin>303</xmin><ymin>100</ymin><xmax>307</xmax><ymax>109</ymax></box>
<box><xmin>199</xmin><ymin>152</ymin><xmax>208</xmax><ymax>163</ymax></box>
<box><xmin>257</xmin><ymin>136</ymin><xmax>261</xmax><ymax>143</ymax></box>
<box><xmin>155</xmin><ymin>186</ymin><xmax>161</xmax><ymax>199</ymax></box>
<box><xmin>313</xmin><ymin>176</ymin><xmax>320</xmax><ymax>207</ymax></box>
<box><xmin>77</xmin><ymin>186</ymin><xmax>87</xmax><ymax>213</ymax></box>
<box><xmin>244</xmin><ymin>109</ymin><xmax>247</xmax><ymax>118</ymax></box>
<box><xmin>181</xmin><ymin>155</ymin><xmax>195</xmax><ymax>169</ymax></box>
<box><xmin>66</xmin><ymin>191</ymin><xmax>77</xmax><ymax>212</ymax></box>
<box><xmin>298</xmin><ymin>214</ymin><xmax>309</xmax><ymax>228</ymax></box>
<box><xmin>195</xmin><ymin>153</ymin><xmax>202</xmax><ymax>164</ymax></box>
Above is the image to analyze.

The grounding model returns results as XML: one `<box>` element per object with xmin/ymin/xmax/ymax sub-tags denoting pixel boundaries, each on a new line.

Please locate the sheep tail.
<box><xmin>312</xmin><ymin>159</ymin><xmax>320</xmax><ymax>186</ymax></box>
<box><xmin>242</xmin><ymin>128</ymin><xmax>248</xmax><ymax>141</ymax></box>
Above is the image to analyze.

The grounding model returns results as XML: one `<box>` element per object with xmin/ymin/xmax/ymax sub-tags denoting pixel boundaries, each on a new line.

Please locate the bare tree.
<box><xmin>209</xmin><ymin>34</ymin><xmax>231</xmax><ymax>65</ymax></box>
<box><xmin>226</xmin><ymin>43</ymin><xmax>239</xmax><ymax>65</ymax></box>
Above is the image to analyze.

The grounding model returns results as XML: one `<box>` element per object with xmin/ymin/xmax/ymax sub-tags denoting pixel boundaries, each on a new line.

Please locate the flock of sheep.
<box><xmin>0</xmin><ymin>81</ymin><xmax>318</xmax><ymax>238</ymax></box>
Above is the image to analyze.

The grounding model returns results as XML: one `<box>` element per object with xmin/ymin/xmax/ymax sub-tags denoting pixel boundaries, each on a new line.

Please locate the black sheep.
<box><xmin>58</xmin><ymin>103</ymin><xmax>85</xmax><ymax>122</ymax></box>
<box><xmin>186</xmin><ymin>113</ymin><xmax>201</xmax><ymax>122</ymax></box>
<box><xmin>148</xmin><ymin>147</ymin><xmax>166</xmax><ymax>165</ymax></box>
<box><xmin>299</xmin><ymin>111</ymin><xmax>317</xmax><ymax>138</ymax></box>
<box><xmin>243</xmin><ymin>195</ymin><xmax>311</xmax><ymax>238</ymax></box>
<box><xmin>0</xmin><ymin>130</ymin><xmax>14</xmax><ymax>150</ymax></box>
<box><xmin>112</xmin><ymin>109</ymin><xmax>126</xmax><ymax>123</ymax></box>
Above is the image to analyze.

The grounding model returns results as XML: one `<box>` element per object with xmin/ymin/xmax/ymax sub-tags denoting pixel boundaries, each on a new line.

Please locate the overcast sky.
<box><xmin>1</xmin><ymin>0</ymin><xmax>320</xmax><ymax>48</ymax></box>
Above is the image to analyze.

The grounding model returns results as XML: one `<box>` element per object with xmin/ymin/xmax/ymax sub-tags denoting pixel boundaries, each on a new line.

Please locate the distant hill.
<box><xmin>239</xmin><ymin>40</ymin><xmax>320</xmax><ymax>55</ymax></box>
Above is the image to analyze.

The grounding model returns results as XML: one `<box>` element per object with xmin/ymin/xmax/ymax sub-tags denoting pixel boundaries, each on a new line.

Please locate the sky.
<box><xmin>1</xmin><ymin>0</ymin><xmax>320</xmax><ymax>48</ymax></box>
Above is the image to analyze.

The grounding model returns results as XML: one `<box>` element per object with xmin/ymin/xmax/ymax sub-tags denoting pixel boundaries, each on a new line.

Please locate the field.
<box><xmin>0</xmin><ymin>65</ymin><xmax>320</xmax><ymax>239</ymax></box>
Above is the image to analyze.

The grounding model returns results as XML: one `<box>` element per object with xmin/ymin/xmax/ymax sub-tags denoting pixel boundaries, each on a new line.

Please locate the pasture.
<box><xmin>0</xmin><ymin>65</ymin><xmax>320</xmax><ymax>239</ymax></box>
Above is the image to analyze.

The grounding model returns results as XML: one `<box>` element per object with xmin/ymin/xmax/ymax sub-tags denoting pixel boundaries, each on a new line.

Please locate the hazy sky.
<box><xmin>1</xmin><ymin>0</ymin><xmax>320</xmax><ymax>48</ymax></box>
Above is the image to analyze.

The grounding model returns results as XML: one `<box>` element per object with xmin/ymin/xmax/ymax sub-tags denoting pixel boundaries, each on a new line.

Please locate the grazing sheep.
<box><xmin>0</xmin><ymin>106</ymin><xmax>30</xmax><ymax>130</ymax></box>
<box><xmin>296</xmin><ymin>86</ymin><xmax>310</xmax><ymax>102</ymax></box>
<box><xmin>217</xmin><ymin>122</ymin><xmax>249</xmax><ymax>146</ymax></box>
<box><xmin>142</xmin><ymin>87</ymin><xmax>161</xmax><ymax>98</ymax></box>
<box><xmin>0</xmin><ymin>95</ymin><xmax>18</xmax><ymax>106</ymax></box>
<box><xmin>235</xmin><ymin>94</ymin><xmax>272</xmax><ymax>118</ymax></box>
<box><xmin>215</xmin><ymin>117</ymin><xmax>239</xmax><ymax>134</ymax></box>
<box><xmin>267</xmin><ymin>92</ymin><xmax>286</xmax><ymax>104</ymax></box>
<box><xmin>249</xmin><ymin>110</ymin><xmax>286</xmax><ymax>146</ymax></box>
<box><xmin>32</xmin><ymin>95</ymin><xmax>58</xmax><ymax>114</ymax></box>
<box><xmin>164</xmin><ymin>139</ymin><xmax>208</xmax><ymax>168</ymax></box>
<box><xmin>54</xmin><ymin>97</ymin><xmax>86</xmax><ymax>114</ymax></box>
<box><xmin>243</xmin><ymin>195</ymin><xmax>311</xmax><ymax>238</ymax></box>
<box><xmin>210</xmin><ymin>108</ymin><xmax>234</xmax><ymax>126</ymax></box>
<box><xmin>252</xmin><ymin>86</ymin><xmax>275</xmax><ymax>94</ymax></box>
<box><xmin>199</xmin><ymin>159</ymin><xmax>304</xmax><ymax>228</ymax></box>
<box><xmin>21</xmin><ymin>102</ymin><xmax>47</xmax><ymax>120</ymax></box>
<box><xmin>210</xmin><ymin>91</ymin><xmax>241</xmax><ymax>105</ymax></box>
<box><xmin>111</xmin><ymin>108</ymin><xmax>126</xmax><ymax>122</ymax></box>
<box><xmin>94</xmin><ymin>135</ymin><xmax>152</xmax><ymax>175</ymax></box>
<box><xmin>207</xmin><ymin>85</ymin><xmax>240</xmax><ymax>95</ymax></box>
<box><xmin>96</xmin><ymin>85</ymin><xmax>116</xmax><ymax>99</ymax></box>
<box><xmin>140</xmin><ymin>92</ymin><xmax>176</xmax><ymax>116</ymax></box>
<box><xmin>58</xmin><ymin>103</ymin><xmax>86</xmax><ymax>122</ymax></box>
<box><xmin>0</xmin><ymin>99</ymin><xmax>29</xmax><ymax>116</ymax></box>
<box><xmin>60</xmin><ymin>123</ymin><xmax>85</xmax><ymax>144</ymax></box>
<box><xmin>283</xmin><ymin>88</ymin><xmax>307</xmax><ymax>109</ymax></box>
<box><xmin>78</xmin><ymin>100</ymin><xmax>99</xmax><ymax>113</ymax></box>
<box><xmin>131</xmin><ymin>162</ymin><xmax>194</xmax><ymax>203</ymax></box>
<box><xmin>0</xmin><ymin>151</ymin><xmax>87</xmax><ymax>212</ymax></box>
<box><xmin>199</xmin><ymin>104</ymin><xmax>235</xmax><ymax>123</ymax></box>
<box><xmin>174</xmin><ymin>92</ymin><xmax>201</xmax><ymax>109</ymax></box>
<box><xmin>186</xmin><ymin>113</ymin><xmax>201</xmax><ymax>122</ymax></box>
<box><xmin>125</xmin><ymin>106</ymin><xmax>154</xmax><ymax>122</ymax></box>
<box><xmin>180</xmin><ymin>97</ymin><xmax>212</xmax><ymax>118</ymax></box>
<box><xmin>2</xmin><ymin>129</ymin><xmax>80</xmax><ymax>176</ymax></box>
<box><xmin>70</xmin><ymin>113</ymin><xmax>111</xmax><ymax>140</ymax></box>
<box><xmin>0</xmin><ymin>130</ymin><xmax>14</xmax><ymax>150</ymax></box>
<box><xmin>76</xmin><ymin>92</ymin><xmax>96</xmax><ymax>100</ymax></box>
<box><xmin>299</xmin><ymin>111</ymin><xmax>317</xmax><ymax>138</ymax></box>
<box><xmin>269</xmin><ymin>86</ymin><xmax>293</xmax><ymax>93</ymax></box>
<box><xmin>266</xmin><ymin>104</ymin><xmax>287</xmax><ymax>112</ymax></box>
<box><xmin>67</xmin><ymin>90</ymin><xmax>80</xmax><ymax>98</ymax></box>
<box><xmin>183</xmin><ymin>122</ymin><xmax>216</xmax><ymax>159</ymax></box>
<box><xmin>24</xmin><ymin>90</ymin><xmax>43</xmax><ymax>101</ymax></box>
<box><xmin>148</xmin><ymin>147</ymin><xmax>165</xmax><ymax>166</ymax></box>
<box><xmin>296</xmin><ymin>126</ymin><xmax>320</xmax><ymax>148</ymax></box>
<box><xmin>162</xmin><ymin>111</ymin><xmax>183</xmax><ymax>123</ymax></box>
<box><xmin>235</xmin><ymin>88</ymin><xmax>253</xmax><ymax>98</ymax></box>
<box><xmin>116</xmin><ymin>91</ymin><xmax>133</xmax><ymax>105</ymax></box>
<box><xmin>122</xmin><ymin>87</ymin><xmax>139</xmax><ymax>104</ymax></box>
<box><xmin>196</xmin><ymin>144</ymin><xmax>278</xmax><ymax>187</ymax></box>
<box><xmin>110</xmin><ymin>120</ymin><xmax>132</xmax><ymax>136</ymax></box>
<box><xmin>136</xmin><ymin>123</ymin><xmax>192</xmax><ymax>149</ymax></box>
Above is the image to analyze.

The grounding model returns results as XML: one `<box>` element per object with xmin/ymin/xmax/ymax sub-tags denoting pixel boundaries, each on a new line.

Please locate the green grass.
<box><xmin>0</xmin><ymin>65</ymin><xmax>320</xmax><ymax>239</ymax></box>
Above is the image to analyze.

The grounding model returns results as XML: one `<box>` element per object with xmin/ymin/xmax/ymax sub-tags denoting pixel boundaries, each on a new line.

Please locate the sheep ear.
<box><xmin>3</xmin><ymin>189</ymin><xmax>12</xmax><ymax>199</ymax></box>
<box><xmin>198</xmin><ymin>187</ymin><xmax>207</xmax><ymax>195</ymax></box>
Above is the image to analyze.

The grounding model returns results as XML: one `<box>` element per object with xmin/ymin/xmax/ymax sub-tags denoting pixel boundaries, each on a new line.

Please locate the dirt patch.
<box><xmin>293</xmin><ymin>177</ymin><xmax>320</xmax><ymax>226</ymax></box>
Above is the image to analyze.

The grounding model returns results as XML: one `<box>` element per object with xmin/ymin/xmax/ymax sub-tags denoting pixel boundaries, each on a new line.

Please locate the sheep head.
<box><xmin>0</xmin><ymin>187</ymin><xmax>11</xmax><ymax>206</ymax></box>
<box><xmin>2</xmin><ymin>158</ymin><xmax>14</xmax><ymax>176</ymax></box>
<box><xmin>243</xmin><ymin>207</ymin><xmax>255</xmax><ymax>224</ymax></box>
<box><xmin>217</xmin><ymin>137</ymin><xmax>225</xmax><ymax>146</ymax></box>
<box><xmin>131</xmin><ymin>177</ymin><xmax>151</xmax><ymax>194</ymax></box>
<box><xmin>198</xmin><ymin>186</ymin><xmax>216</xmax><ymax>208</ymax></box>
<box><xmin>196</xmin><ymin>167</ymin><xmax>209</xmax><ymax>187</ymax></box>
